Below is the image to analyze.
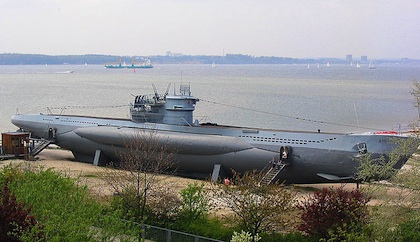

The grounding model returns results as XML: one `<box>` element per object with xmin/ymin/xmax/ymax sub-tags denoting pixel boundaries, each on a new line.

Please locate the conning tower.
<box><xmin>163</xmin><ymin>84</ymin><xmax>199</xmax><ymax>126</ymax></box>
<box><xmin>130</xmin><ymin>84</ymin><xmax>199</xmax><ymax>125</ymax></box>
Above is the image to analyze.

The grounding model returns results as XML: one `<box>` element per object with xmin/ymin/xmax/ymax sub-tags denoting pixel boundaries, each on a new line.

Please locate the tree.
<box><xmin>410</xmin><ymin>79</ymin><xmax>420</xmax><ymax>120</ymax></box>
<box><xmin>358</xmin><ymin>144</ymin><xmax>420</xmax><ymax>241</ymax></box>
<box><xmin>211</xmin><ymin>170</ymin><xmax>296</xmax><ymax>240</ymax></box>
<box><xmin>101</xmin><ymin>129</ymin><xmax>175</xmax><ymax>224</ymax></box>
<box><xmin>356</xmin><ymin>154</ymin><xmax>397</xmax><ymax>183</ymax></box>
<box><xmin>355</xmin><ymin>79</ymin><xmax>420</xmax><ymax>184</ymax></box>
<box><xmin>356</xmin><ymin>136</ymin><xmax>419</xmax><ymax>183</ymax></box>
<box><xmin>351</xmin><ymin>81</ymin><xmax>420</xmax><ymax>240</ymax></box>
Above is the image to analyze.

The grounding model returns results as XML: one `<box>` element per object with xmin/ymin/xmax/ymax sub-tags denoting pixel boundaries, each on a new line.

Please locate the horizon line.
<box><xmin>1</xmin><ymin>52</ymin><xmax>418</xmax><ymax>61</ymax></box>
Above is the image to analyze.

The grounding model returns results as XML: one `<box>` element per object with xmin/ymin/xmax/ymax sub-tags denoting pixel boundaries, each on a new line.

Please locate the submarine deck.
<box><xmin>40</xmin><ymin>114</ymin><xmax>345</xmax><ymax>135</ymax></box>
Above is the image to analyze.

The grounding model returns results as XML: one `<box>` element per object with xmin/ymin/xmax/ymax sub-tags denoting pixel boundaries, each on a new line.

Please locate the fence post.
<box><xmin>166</xmin><ymin>229</ymin><xmax>171</xmax><ymax>242</ymax></box>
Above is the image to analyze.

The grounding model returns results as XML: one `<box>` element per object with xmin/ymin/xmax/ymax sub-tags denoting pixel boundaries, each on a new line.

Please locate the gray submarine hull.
<box><xmin>11</xmin><ymin>113</ymin><xmax>409</xmax><ymax>184</ymax></box>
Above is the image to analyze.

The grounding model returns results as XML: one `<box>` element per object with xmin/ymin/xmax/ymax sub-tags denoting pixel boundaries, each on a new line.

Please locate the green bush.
<box><xmin>231</xmin><ymin>230</ymin><xmax>261</xmax><ymax>242</ymax></box>
<box><xmin>390</xmin><ymin>214</ymin><xmax>420</xmax><ymax>241</ymax></box>
<box><xmin>0</xmin><ymin>165</ymin><xmax>105</xmax><ymax>241</ymax></box>
<box><xmin>179</xmin><ymin>182</ymin><xmax>210</xmax><ymax>221</ymax></box>
<box><xmin>0</xmin><ymin>178</ymin><xmax>44</xmax><ymax>241</ymax></box>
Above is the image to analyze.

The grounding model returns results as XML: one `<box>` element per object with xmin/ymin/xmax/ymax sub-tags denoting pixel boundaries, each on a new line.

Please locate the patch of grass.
<box><xmin>82</xmin><ymin>173</ymin><xmax>99</xmax><ymax>178</ymax></box>
<box><xmin>293</xmin><ymin>185</ymin><xmax>320</xmax><ymax>192</ymax></box>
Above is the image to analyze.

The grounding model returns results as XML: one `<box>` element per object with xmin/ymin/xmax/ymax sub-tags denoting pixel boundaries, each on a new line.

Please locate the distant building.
<box><xmin>165</xmin><ymin>51</ymin><xmax>183</xmax><ymax>57</ymax></box>
<box><xmin>346</xmin><ymin>54</ymin><xmax>352</xmax><ymax>63</ymax></box>
<box><xmin>361</xmin><ymin>56</ymin><xmax>368</xmax><ymax>64</ymax></box>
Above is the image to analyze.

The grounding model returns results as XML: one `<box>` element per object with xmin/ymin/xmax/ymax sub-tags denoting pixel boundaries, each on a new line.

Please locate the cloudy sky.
<box><xmin>1</xmin><ymin>0</ymin><xmax>419</xmax><ymax>58</ymax></box>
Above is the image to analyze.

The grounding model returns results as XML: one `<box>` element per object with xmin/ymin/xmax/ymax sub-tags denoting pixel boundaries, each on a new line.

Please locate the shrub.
<box><xmin>390</xmin><ymin>215</ymin><xmax>420</xmax><ymax>241</ymax></box>
<box><xmin>1</xmin><ymin>165</ymin><xmax>103</xmax><ymax>241</ymax></box>
<box><xmin>212</xmin><ymin>171</ymin><xmax>296</xmax><ymax>237</ymax></box>
<box><xmin>0</xmin><ymin>178</ymin><xmax>44</xmax><ymax>241</ymax></box>
<box><xmin>297</xmin><ymin>185</ymin><xmax>370</xmax><ymax>240</ymax></box>
<box><xmin>258</xmin><ymin>232</ymin><xmax>317</xmax><ymax>242</ymax></box>
<box><xmin>231</xmin><ymin>230</ymin><xmax>261</xmax><ymax>242</ymax></box>
<box><xmin>144</xmin><ymin>184</ymin><xmax>182</xmax><ymax>226</ymax></box>
<box><xmin>179</xmin><ymin>182</ymin><xmax>210</xmax><ymax>221</ymax></box>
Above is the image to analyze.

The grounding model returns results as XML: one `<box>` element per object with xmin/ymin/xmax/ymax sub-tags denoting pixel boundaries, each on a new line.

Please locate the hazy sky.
<box><xmin>1</xmin><ymin>0</ymin><xmax>419</xmax><ymax>58</ymax></box>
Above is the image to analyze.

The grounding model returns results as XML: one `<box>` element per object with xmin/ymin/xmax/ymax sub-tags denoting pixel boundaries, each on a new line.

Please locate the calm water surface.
<box><xmin>0</xmin><ymin>64</ymin><xmax>419</xmax><ymax>134</ymax></box>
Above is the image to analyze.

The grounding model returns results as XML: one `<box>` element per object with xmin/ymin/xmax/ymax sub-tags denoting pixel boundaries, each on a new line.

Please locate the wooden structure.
<box><xmin>1</xmin><ymin>132</ymin><xmax>30</xmax><ymax>159</ymax></box>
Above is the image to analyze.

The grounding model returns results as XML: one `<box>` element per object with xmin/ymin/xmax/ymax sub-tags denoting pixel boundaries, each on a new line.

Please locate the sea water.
<box><xmin>0</xmin><ymin>63</ymin><xmax>419</xmax><ymax>134</ymax></box>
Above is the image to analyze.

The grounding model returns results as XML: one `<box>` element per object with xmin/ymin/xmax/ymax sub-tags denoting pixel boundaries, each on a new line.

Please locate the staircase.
<box><xmin>30</xmin><ymin>139</ymin><xmax>51</xmax><ymax>156</ymax></box>
<box><xmin>260</xmin><ymin>164</ymin><xmax>287</xmax><ymax>185</ymax></box>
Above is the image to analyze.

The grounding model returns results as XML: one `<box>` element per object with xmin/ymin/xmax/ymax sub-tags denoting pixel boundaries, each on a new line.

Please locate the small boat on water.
<box><xmin>54</xmin><ymin>70</ymin><xmax>74</xmax><ymax>74</ymax></box>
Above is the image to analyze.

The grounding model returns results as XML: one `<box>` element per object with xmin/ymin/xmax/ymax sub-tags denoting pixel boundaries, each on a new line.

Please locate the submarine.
<box><xmin>11</xmin><ymin>84</ymin><xmax>413</xmax><ymax>184</ymax></box>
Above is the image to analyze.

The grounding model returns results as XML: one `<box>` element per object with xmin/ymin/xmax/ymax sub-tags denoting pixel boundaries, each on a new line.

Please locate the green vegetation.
<box><xmin>343</xmin><ymin>79</ymin><xmax>420</xmax><ymax>241</ymax></box>
<box><xmin>360</xmin><ymin>151</ymin><xmax>420</xmax><ymax>242</ymax></box>
<box><xmin>390</xmin><ymin>213</ymin><xmax>420</xmax><ymax>241</ymax></box>
<box><xmin>211</xmin><ymin>170</ymin><xmax>296</xmax><ymax>240</ymax></box>
<box><xmin>411</xmin><ymin>79</ymin><xmax>420</xmax><ymax>120</ymax></box>
<box><xmin>0</xmin><ymin>177</ymin><xmax>44</xmax><ymax>241</ymax></box>
<box><xmin>178</xmin><ymin>182</ymin><xmax>211</xmax><ymax>221</ymax></box>
<box><xmin>0</xmin><ymin>163</ymin><xmax>303</xmax><ymax>241</ymax></box>
<box><xmin>0</xmin><ymin>164</ymin><xmax>131</xmax><ymax>241</ymax></box>
<box><xmin>3</xmin><ymin>157</ymin><xmax>420</xmax><ymax>241</ymax></box>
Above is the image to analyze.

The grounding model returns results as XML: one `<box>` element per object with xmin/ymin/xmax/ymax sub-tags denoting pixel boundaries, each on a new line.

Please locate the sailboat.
<box><xmin>211</xmin><ymin>61</ymin><xmax>216</xmax><ymax>68</ymax></box>
<box><xmin>369</xmin><ymin>60</ymin><xmax>376</xmax><ymax>69</ymax></box>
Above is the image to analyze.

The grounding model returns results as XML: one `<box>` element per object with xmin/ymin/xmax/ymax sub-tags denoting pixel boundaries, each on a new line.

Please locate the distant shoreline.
<box><xmin>1</xmin><ymin>53</ymin><xmax>418</xmax><ymax>66</ymax></box>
